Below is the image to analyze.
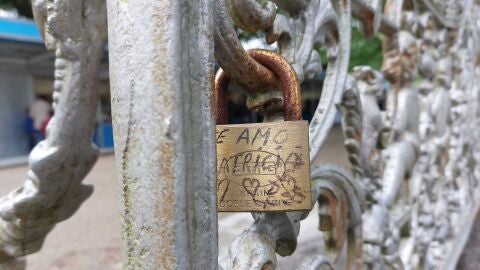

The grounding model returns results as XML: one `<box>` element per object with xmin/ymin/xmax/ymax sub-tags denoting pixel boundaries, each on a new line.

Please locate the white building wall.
<box><xmin>0</xmin><ymin>71</ymin><xmax>34</xmax><ymax>158</ymax></box>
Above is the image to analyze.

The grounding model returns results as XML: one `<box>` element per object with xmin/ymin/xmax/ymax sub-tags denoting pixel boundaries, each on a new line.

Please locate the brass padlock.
<box><xmin>214</xmin><ymin>49</ymin><xmax>311</xmax><ymax>212</ymax></box>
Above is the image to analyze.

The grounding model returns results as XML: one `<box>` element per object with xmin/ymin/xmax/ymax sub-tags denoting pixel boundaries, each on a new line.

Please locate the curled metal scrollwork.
<box><xmin>226</xmin><ymin>165</ymin><xmax>364</xmax><ymax>270</ymax></box>
<box><xmin>0</xmin><ymin>0</ymin><xmax>107</xmax><ymax>267</ymax></box>
<box><xmin>214</xmin><ymin>0</ymin><xmax>279</xmax><ymax>90</ymax></box>
<box><xmin>7</xmin><ymin>0</ymin><xmax>480</xmax><ymax>268</ymax></box>
<box><xmin>216</xmin><ymin>0</ymin><xmax>480</xmax><ymax>269</ymax></box>
<box><xmin>226</xmin><ymin>0</ymin><xmax>276</xmax><ymax>33</ymax></box>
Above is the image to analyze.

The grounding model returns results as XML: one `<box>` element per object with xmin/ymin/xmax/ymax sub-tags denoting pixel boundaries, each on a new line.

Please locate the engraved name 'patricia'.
<box><xmin>216</xmin><ymin>121</ymin><xmax>311</xmax><ymax>211</ymax></box>
<box><xmin>219</xmin><ymin>150</ymin><xmax>286</xmax><ymax>180</ymax></box>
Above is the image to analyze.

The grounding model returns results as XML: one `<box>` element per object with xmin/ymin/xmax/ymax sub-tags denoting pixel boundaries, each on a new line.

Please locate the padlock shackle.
<box><xmin>214</xmin><ymin>49</ymin><xmax>302</xmax><ymax>125</ymax></box>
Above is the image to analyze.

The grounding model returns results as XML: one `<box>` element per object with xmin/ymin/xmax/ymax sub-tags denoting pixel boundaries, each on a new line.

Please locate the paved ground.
<box><xmin>0</xmin><ymin>155</ymin><xmax>123</xmax><ymax>270</ymax></box>
<box><xmin>0</xmin><ymin>127</ymin><xmax>477</xmax><ymax>269</ymax></box>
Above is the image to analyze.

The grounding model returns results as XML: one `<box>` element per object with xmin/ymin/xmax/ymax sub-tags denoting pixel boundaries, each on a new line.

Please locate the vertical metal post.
<box><xmin>106</xmin><ymin>0</ymin><xmax>217</xmax><ymax>269</ymax></box>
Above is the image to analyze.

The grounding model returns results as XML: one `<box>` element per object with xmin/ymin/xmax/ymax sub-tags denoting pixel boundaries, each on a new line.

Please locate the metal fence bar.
<box><xmin>106</xmin><ymin>0</ymin><xmax>217</xmax><ymax>269</ymax></box>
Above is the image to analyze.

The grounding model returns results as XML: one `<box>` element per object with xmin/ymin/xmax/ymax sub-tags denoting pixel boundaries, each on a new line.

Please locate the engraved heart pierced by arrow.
<box><xmin>242</xmin><ymin>178</ymin><xmax>260</xmax><ymax>196</ymax></box>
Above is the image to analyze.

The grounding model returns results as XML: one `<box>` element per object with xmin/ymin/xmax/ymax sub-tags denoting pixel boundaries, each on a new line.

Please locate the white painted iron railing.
<box><xmin>0</xmin><ymin>0</ymin><xmax>479</xmax><ymax>269</ymax></box>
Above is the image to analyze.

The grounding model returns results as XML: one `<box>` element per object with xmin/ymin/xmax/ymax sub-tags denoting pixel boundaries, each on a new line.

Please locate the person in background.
<box><xmin>24</xmin><ymin>108</ymin><xmax>36</xmax><ymax>150</ymax></box>
<box><xmin>40</xmin><ymin>110</ymin><xmax>53</xmax><ymax>138</ymax></box>
<box><xmin>29</xmin><ymin>96</ymin><xmax>52</xmax><ymax>142</ymax></box>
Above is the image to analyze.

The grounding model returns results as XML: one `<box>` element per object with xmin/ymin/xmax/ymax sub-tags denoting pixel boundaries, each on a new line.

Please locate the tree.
<box><xmin>0</xmin><ymin>0</ymin><xmax>33</xmax><ymax>18</ymax></box>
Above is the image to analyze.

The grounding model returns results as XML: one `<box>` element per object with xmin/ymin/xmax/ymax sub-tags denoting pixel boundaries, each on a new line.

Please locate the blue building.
<box><xmin>0</xmin><ymin>18</ymin><xmax>112</xmax><ymax>159</ymax></box>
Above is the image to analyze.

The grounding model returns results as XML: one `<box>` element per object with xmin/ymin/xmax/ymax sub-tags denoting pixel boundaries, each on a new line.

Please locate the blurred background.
<box><xmin>0</xmin><ymin>0</ymin><xmax>113</xmax><ymax>166</ymax></box>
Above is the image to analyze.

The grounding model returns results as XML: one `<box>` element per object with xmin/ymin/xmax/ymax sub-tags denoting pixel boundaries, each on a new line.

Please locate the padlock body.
<box><xmin>216</xmin><ymin>121</ymin><xmax>311</xmax><ymax>212</ymax></box>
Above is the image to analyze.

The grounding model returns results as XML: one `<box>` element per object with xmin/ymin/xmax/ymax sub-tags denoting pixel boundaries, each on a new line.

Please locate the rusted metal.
<box><xmin>213</xmin><ymin>71</ymin><xmax>230</xmax><ymax>125</ymax></box>
<box><xmin>214</xmin><ymin>49</ymin><xmax>302</xmax><ymax>124</ymax></box>
<box><xmin>352</xmin><ymin>0</ymin><xmax>398</xmax><ymax>37</ymax></box>
<box><xmin>214</xmin><ymin>0</ymin><xmax>279</xmax><ymax>90</ymax></box>
<box><xmin>248</xmin><ymin>50</ymin><xmax>302</xmax><ymax>121</ymax></box>
<box><xmin>310</xmin><ymin>165</ymin><xmax>364</xmax><ymax>270</ymax></box>
<box><xmin>226</xmin><ymin>0</ymin><xmax>276</xmax><ymax>33</ymax></box>
<box><xmin>214</xmin><ymin>49</ymin><xmax>310</xmax><ymax>212</ymax></box>
<box><xmin>272</xmin><ymin>0</ymin><xmax>309</xmax><ymax>17</ymax></box>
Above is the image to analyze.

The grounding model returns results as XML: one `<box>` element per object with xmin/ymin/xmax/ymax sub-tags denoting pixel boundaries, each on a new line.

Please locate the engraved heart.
<box><xmin>242</xmin><ymin>178</ymin><xmax>260</xmax><ymax>196</ymax></box>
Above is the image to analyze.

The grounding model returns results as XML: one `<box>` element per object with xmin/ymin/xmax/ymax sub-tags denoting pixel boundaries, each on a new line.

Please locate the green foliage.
<box><xmin>0</xmin><ymin>0</ymin><xmax>33</xmax><ymax>18</ymax></box>
<box><xmin>317</xmin><ymin>26</ymin><xmax>383</xmax><ymax>72</ymax></box>
<box><xmin>349</xmin><ymin>27</ymin><xmax>383</xmax><ymax>71</ymax></box>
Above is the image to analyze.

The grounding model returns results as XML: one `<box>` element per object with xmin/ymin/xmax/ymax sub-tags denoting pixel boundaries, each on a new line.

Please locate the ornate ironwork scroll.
<box><xmin>0</xmin><ymin>0</ymin><xmax>107</xmax><ymax>268</ymax></box>
<box><xmin>216</xmin><ymin>0</ymin><xmax>480</xmax><ymax>269</ymax></box>
<box><xmin>2</xmin><ymin>0</ymin><xmax>480</xmax><ymax>269</ymax></box>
